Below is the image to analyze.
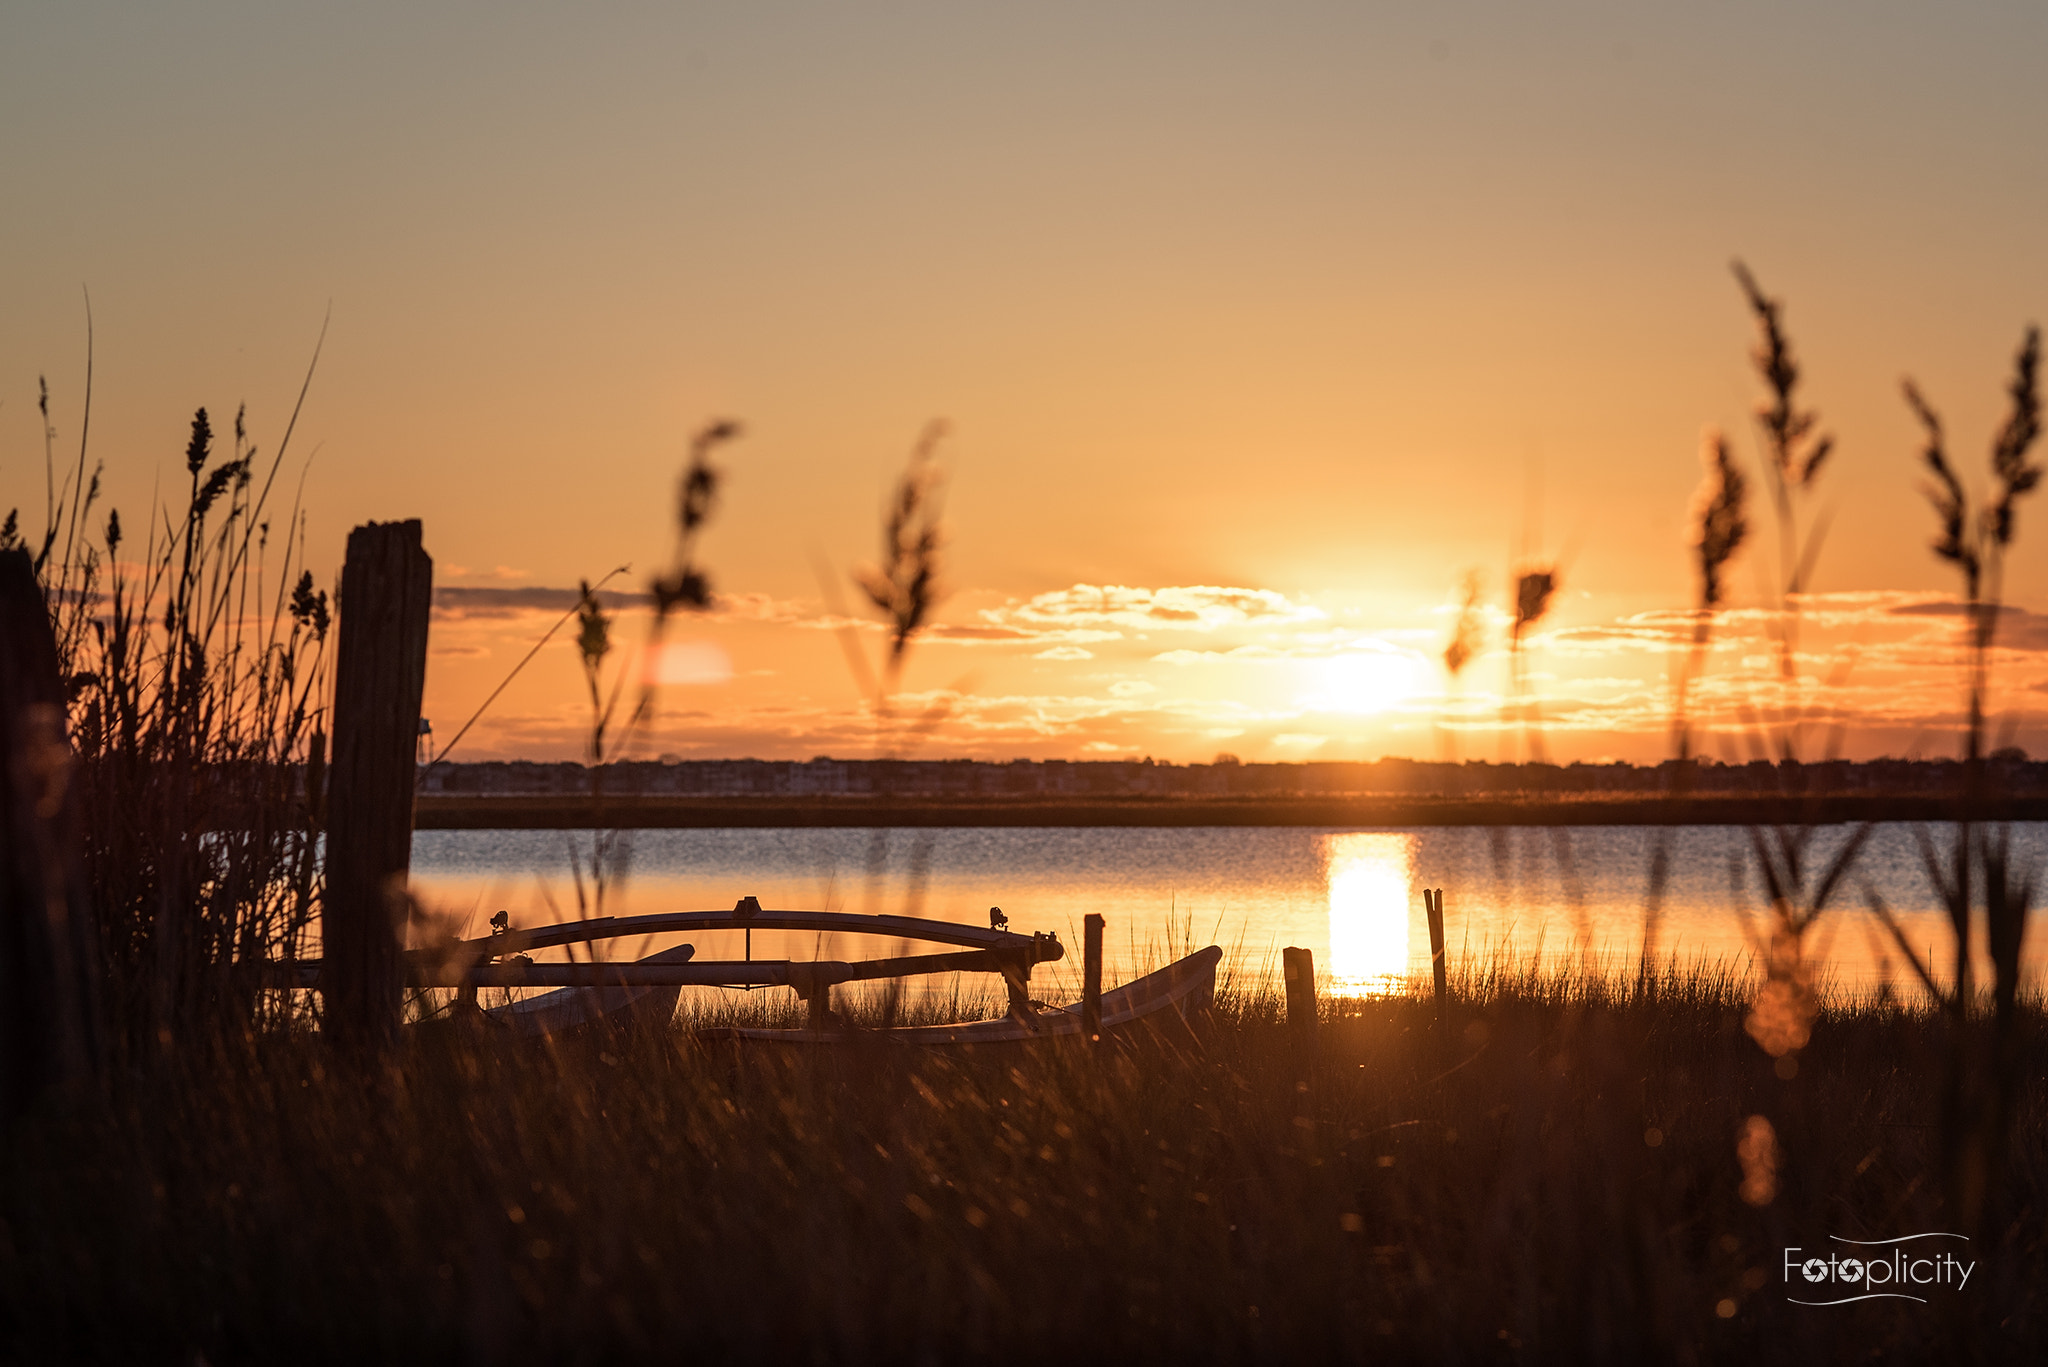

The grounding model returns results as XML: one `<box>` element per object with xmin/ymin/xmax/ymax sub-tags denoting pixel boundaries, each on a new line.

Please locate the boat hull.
<box><xmin>697</xmin><ymin>945</ymin><xmax>1221</xmax><ymax>1047</ymax></box>
<box><xmin>483</xmin><ymin>942</ymin><xmax>698</xmax><ymax>1038</ymax></box>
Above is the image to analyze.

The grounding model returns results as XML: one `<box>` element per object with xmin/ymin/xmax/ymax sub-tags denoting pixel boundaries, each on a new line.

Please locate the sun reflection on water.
<box><xmin>1324</xmin><ymin>832</ymin><xmax>1417</xmax><ymax>997</ymax></box>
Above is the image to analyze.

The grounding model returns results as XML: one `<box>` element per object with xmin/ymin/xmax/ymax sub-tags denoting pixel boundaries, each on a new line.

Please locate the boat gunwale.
<box><xmin>429</xmin><ymin>907</ymin><xmax>1048</xmax><ymax>960</ymax></box>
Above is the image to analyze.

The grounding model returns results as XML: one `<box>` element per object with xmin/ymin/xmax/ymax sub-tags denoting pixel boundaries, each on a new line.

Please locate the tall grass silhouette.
<box><xmin>6</xmin><ymin>333</ymin><xmax>333</xmax><ymax>1045</ymax></box>
<box><xmin>847</xmin><ymin>419</ymin><xmax>951</xmax><ymax>757</ymax></box>
<box><xmin>1686</xmin><ymin>267</ymin><xmax>1869</xmax><ymax>1075</ymax></box>
<box><xmin>557</xmin><ymin>420</ymin><xmax>740</xmax><ymax>926</ymax></box>
<box><xmin>1867</xmin><ymin>325</ymin><xmax>2042</xmax><ymax>1236</ymax></box>
<box><xmin>834</xmin><ymin>423</ymin><xmax>956</xmax><ymax>1005</ymax></box>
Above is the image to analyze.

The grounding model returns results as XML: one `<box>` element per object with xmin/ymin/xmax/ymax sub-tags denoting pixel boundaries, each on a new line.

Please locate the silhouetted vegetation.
<box><xmin>5</xmin><ymin>360</ymin><xmax>332</xmax><ymax>1048</ymax></box>
<box><xmin>1867</xmin><ymin>324</ymin><xmax>2044</xmax><ymax>1241</ymax></box>
<box><xmin>6</xmin><ymin>269</ymin><xmax>2047</xmax><ymax>1364</ymax></box>
<box><xmin>2</xmin><ymin>960</ymin><xmax>2041</xmax><ymax>1361</ymax></box>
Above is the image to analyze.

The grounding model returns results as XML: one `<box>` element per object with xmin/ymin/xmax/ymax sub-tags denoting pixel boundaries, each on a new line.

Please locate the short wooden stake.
<box><xmin>324</xmin><ymin>521</ymin><xmax>432</xmax><ymax>1053</ymax></box>
<box><xmin>1081</xmin><ymin>913</ymin><xmax>1104</xmax><ymax>1045</ymax></box>
<box><xmin>1424</xmin><ymin>887</ymin><xmax>1449</xmax><ymax>1015</ymax></box>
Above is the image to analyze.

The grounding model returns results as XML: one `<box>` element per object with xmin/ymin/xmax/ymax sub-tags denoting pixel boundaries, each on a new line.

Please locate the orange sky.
<box><xmin>5</xmin><ymin>3</ymin><xmax>2047</xmax><ymax>763</ymax></box>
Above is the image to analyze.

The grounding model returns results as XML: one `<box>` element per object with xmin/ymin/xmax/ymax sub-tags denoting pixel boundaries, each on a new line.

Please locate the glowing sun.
<box><xmin>1297</xmin><ymin>644</ymin><xmax>1422</xmax><ymax>715</ymax></box>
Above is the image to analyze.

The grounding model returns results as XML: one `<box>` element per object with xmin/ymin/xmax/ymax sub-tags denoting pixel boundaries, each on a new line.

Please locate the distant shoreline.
<box><xmin>413</xmin><ymin>792</ymin><xmax>2048</xmax><ymax>830</ymax></box>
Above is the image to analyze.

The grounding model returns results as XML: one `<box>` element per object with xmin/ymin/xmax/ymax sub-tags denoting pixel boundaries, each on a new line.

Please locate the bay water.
<box><xmin>409</xmin><ymin>823</ymin><xmax>2048</xmax><ymax>1007</ymax></box>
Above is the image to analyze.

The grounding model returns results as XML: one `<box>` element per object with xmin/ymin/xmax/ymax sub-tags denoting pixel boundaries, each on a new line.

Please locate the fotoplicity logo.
<box><xmin>1782</xmin><ymin>1234</ymin><xmax>1975</xmax><ymax>1306</ymax></box>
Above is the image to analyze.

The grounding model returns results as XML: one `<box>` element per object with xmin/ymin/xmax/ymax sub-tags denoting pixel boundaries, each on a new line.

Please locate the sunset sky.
<box><xmin>6</xmin><ymin>2</ymin><xmax>2047</xmax><ymax>764</ymax></box>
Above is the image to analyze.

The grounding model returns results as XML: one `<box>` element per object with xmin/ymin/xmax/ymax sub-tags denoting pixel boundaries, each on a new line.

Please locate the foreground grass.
<box><xmin>3</xmin><ymin>967</ymin><xmax>2042</xmax><ymax>1364</ymax></box>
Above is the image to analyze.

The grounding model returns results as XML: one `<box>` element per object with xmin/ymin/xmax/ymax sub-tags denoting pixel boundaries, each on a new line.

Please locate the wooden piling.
<box><xmin>0</xmin><ymin>549</ymin><xmax>102</xmax><ymax>1124</ymax></box>
<box><xmin>1282</xmin><ymin>946</ymin><xmax>1318</xmax><ymax>1047</ymax></box>
<box><xmin>1081</xmin><ymin>913</ymin><xmax>1103</xmax><ymax>1044</ymax></box>
<box><xmin>323</xmin><ymin>521</ymin><xmax>432</xmax><ymax>1053</ymax></box>
<box><xmin>1282</xmin><ymin>945</ymin><xmax>1318</xmax><ymax>1155</ymax></box>
<box><xmin>1424</xmin><ymin>887</ymin><xmax>1449</xmax><ymax>1014</ymax></box>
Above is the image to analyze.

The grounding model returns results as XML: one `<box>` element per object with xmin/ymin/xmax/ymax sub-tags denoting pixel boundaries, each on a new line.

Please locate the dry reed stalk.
<box><xmin>1732</xmin><ymin>260</ymin><xmax>1835</xmax><ymax>740</ymax></box>
<box><xmin>1442</xmin><ymin>570</ymin><xmax>1485</xmax><ymax>681</ymax></box>
<box><xmin>1436</xmin><ymin>570</ymin><xmax>1485</xmax><ymax>764</ymax></box>
<box><xmin>832</xmin><ymin>424</ymin><xmax>955</xmax><ymax>952</ymax></box>
<box><xmin>1867</xmin><ymin>324</ymin><xmax>2042</xmax><ymax>1235</ymax></box>
<box><xmin>1669</xmin><ymin>269</ymin><xmax>1866</xmax><ymax>1091</ymax></box>
<box><xmin>1903</xmin><ymin>329</ymin><xmax>2040</xmax><ymax>764</ymax></box>
<box><xmin>1643</xmin><ymin>430</ymin><xmax>1752</xmax><ymax>978</ymax></box>
<box><xmin>1506</xmin><ymin>563</ymin><xmax>1556</xmax><ymax>762</ymax></box>
<box><xmin>577</xmin><ymin>417</ymin><xmax>742</xmax><ymax>774</ymax></box>
<box><xmin>852</xmin><ymin>420</ymin><xmax>950</xmax><ymax>752</ymax></box>
<box><xmin>557</xmin><ymin>422</ymin><xmax>740</xmax><ymax>937</ymax></box>
<box><xmin>1674</xmin><ymin>429</ymin><xmax>1749</xmax><ymax>762</ymax></box>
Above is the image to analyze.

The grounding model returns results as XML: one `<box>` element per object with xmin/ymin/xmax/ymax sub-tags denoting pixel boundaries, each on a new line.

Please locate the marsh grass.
<box><xmin>1862</xmin><ymin>325</ymin><xmax>2046</xmax><ymax>1236</ymax></box>
<box><xmin>4</xmin><ymin>957</ymin><xmax>2040</xmax><ymax>1363</ymax></box>
<box><xmin>1697</xmin><ymin>267</ymin><xmax>1866</xmax><ymax>1069</ymax></box>
<box><xmin>5</xmin><ymin>362</ymin><xmax>334</xmax><ymax>1047</ymax></box>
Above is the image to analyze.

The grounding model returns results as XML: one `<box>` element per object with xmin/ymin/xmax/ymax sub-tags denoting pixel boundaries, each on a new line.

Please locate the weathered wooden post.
<box><xmin>323</xmin><ymin>521</ymin><xmax>432</xmax><ymax>1052</ymax></box>
<box><xmin>1282</xmin><ymin>945</ymin><xmax>1318</xmax><ymax>1157</ymax></box>
<box><xmin>1282</xmin><ymin>944</ymin><xmax>1318</xmax><ymax>1059</ymax></box>
<box><xmin>0</xmin><ymin>549</ymin><xmax>102</xmax><ymax>1124</ymax></box>
<box><xmin>1423</xmin><ymin>887</ymin><xmax>1449</xmax><ymax>1016</ymax></box>
<box><xmin>1081</xmin><ymin>913</ymin><xmax>1104</xmax><ymax>1045</ymax></box>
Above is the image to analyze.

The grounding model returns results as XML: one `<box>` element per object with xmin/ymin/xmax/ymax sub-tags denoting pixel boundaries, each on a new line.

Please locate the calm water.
<box><xmin>409</xmin><ymin>824</ymin><xmax>2048</xmax><ymax>1004</ymax></box>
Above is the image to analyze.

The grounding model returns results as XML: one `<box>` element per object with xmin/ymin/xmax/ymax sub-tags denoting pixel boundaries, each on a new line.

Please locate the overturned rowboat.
<box><xmin>478</xmin><ymin>941</ymin><xmax>702</xmax><ymax>1038</ymax></box>
<box><xmin>699</xmin><ymin>944</ymin><xmax>1221</xmax><ymax>1046</ymax></box>
<box><xmin>274</xmin><ymin>901</ymin><xmax>1213</xmax><ymax>1042</ymax></box>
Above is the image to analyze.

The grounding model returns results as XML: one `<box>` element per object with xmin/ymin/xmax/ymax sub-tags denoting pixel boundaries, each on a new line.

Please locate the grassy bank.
<box><xmin>4</xmin><ymin>965</ymin><xmax>2040</xmax><ymax>1363</ymax></box>
<box><xmin>411</xmin><ymin>791</ymin><xmax>2048</xmax><ymax>830</ymax></box>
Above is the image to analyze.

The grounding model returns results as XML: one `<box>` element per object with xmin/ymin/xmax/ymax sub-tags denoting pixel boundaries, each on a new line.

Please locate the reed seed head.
<box><xmin>652</xmin><ymin>419</ymin><xmax>741</xmax><ymax>615</ymax></box>
<box><xmin>1904</xmin><ymin>379</ymin><xmax>1976</xmax><ymax>591</ymax></box>
<box><xmin>677</xmin><ymin>420</ymin><xmax>739</xmax><ymax>534</ymax></box>
<box><xmin>855</xmin><ymin>422</ymin><xmax>948</xmax><ymax>662</ymax></box>
<box><xmin>191</xmin><ymin>458</ymin><xmax>247</xmax><ymax>521</ymax></box>
<box><xmin>186</xmin><ymin>407</ymin><xmax>213</xmax><ymax>476</ymax></box>
<box><xmin>288</xmin><ymin>570</ymin><xmax>329</xmax><ymax>639</ymax></box>
<box><xmin>1733</xmin><ymin>260</ymin><xmax>1831</xmax><ymax>491</ymax></box>
<box><xmin>1988</xmin><ymin>325</ymin><xmax>2042</xmax><ymax>548</ymax></box>
<box><xmin>1443</xmin><ymin>571</ymin><xmax>1484</xmax><ymax>677</ymax></box>
<box><xmin>1692</xmin><ymin>429</ymin><xmax>1748</xmax><ymax>609</ymax></box>
<box><xmin>1512</xmin><ymin>567</ymin><xmax>1556</xmax><ymax>642</ymax></box>
<box><xmin>576</xmin><ymin>580</ymin><xmax>613</xmax><ymax>670</ymax></box>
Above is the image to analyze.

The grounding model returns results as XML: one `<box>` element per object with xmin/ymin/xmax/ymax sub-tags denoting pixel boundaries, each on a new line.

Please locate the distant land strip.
<box><xmin>413</xmin><ymin>793</ymin><xmax>2048</xmax><ymax>830</ymax></box>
